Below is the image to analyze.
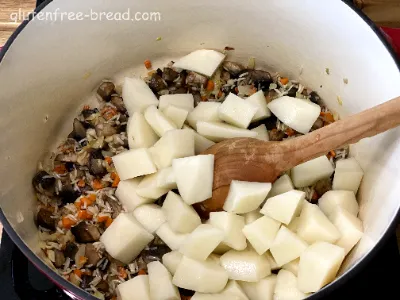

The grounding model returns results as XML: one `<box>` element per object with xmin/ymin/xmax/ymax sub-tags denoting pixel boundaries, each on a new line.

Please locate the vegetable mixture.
<box><xmin>33</xmin><ymin>48</ymin><xmax>363</xmax><ymax>300</ymax></box>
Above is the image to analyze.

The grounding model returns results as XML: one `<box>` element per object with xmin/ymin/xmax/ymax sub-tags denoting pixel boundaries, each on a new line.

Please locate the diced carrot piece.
<box><xmin>206</xmin><ymin>80</ymin><xmax>215</xmax><ymax>91</ymax></box>
<box><xmin>82</xmin><ymin>196</ymin><xmax>96</xmax><ymax>207</ymax></box>
<box><xmin>200</xmin><ymin>95</ymin><xmax>208</xmax><ymax>102</ymax></box>
<box><xmin>105</xmin><ymin>157</ymin><xmax>112</xmax><ymax>165</ymax></box>
<box><xmin>280</xmin><ymin>77</ymin><xmax>289</xmax><ymax>85</ymax></box>
<box><xmin>320</xmin><ymin>112</ymin><xmax>335</xmax><ymax>123</ymax></box>
<box><xmin>88</xmin><ymin>194</ymin><xmax>96</xmax><ymax>202</ymax></box>
<box><xmin>83</xmin><ymin>270</ymin><xmax>92</xmax><ymax>276</ymax></box>
<box><xmin>77</xmin><ymin>179</ymin><xmax>85</xmax><ymax>188</ymax></box>
<box><xmin>54</xmin><ymin>164</ymin><xmax>67</xmax><ymax>174</ymax></box>
<box><xmin>73</xmin><ymin>269</ymin><xmax>82</xmax><ymax>278</ymax></box>
<box><xmin>312</xmin><ymin>191</ymin><xmax>319</xmax><ymax>201</ymax></box>
<box><xmin>105</xmin><ymin>217</ymin><xmax>113</xmax><ymax>228</ymax></box>
<box><xmin>111</xmin><ymin>173</ymin><xmax>120</xmax><ymax>188</ymax></box>
<box><xmin>138</xmin><ymin>269</ymin><xmax>147</xmax><ymax>275</ymax></box>
<box><xmin>144</xmin><ymin>59</ymin><xmax>152</xmax><ymax>69</ymax></box>
<box><xmin>118</xmin><ymin>267</ymin><xmax>128</xmax><ymax>279</ymax></box>
<box><xmin>97</xmin><ymin>215</ymin><xmax>109</xmax><ymax>223</ymax></box>
<box><xmin>74</xmin><ymin>201</ymin><xmax>82</xmax><ymax>210</ymax></box>
<box><xmin>101</xmin><ymin>106</ymin><xmax>117</xmax><ymax>121</ymax></box>
<box><xmin>79</xmin><ymin>256</ymin><xmax>88</xmax><ymax>265</ymax></box>
<box><xmin>234</xmin><ymin>87</ymin><xmax>239</xmax><ymax>93</ymax></box>
<box><xmin>329</xmin><ymin>150</ymin><xmax>336</xmax><ymax>157</ymax></box>
<box><xmin>62</xmin><ymin>217</ymin><xmax>76</xmax><ymax>229</ymax></box>
<box><xmin>285</xmin><ymin>128</ymin><xmax>295</xmax><ymax>136</ymax></box>
<box><xmin>83</xmin><ymin>105</ymin><xmax>90</xmax><ymax>110</ymax></box>
<box><xmin>78</xmin><ymin>210</ymin><xmax>93</xmax><ymax>220</ymax></box>
<box><xmin>217</xmin><ymin>90</ymin><xmax>223</xmax><ymax>98</ymax></box>
<box><xmin>92</xmin><ymin>179</ymin><xmax>103</xmax><ymax>190</ymax></box>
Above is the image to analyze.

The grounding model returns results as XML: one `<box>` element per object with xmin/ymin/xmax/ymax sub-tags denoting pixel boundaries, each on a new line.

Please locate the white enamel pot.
<box><xmin>0</xmin><ymin>0</ymin><xmax>399</xmax><ymax>299</ymax></box>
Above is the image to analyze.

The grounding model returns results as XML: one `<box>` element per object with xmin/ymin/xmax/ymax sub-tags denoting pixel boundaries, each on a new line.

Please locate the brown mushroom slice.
<box><xmin>72</xmin><ymin>118</ymin><xmax>87</xmax><ymax>140</ymax></box>
<box><xmin>71</xmin><ymin>222</ymin><xmax>101</xmax><ymax>243</ymax></box>
<box><xmin>162</xmin><ymin>68</ymin><xmax>179</xmax><ymax>83</ymax></box>
<box><xmin>222</xmin><ymin>61</ymin><xmax>245</xmax><ymax>77</ymax></box>
<box><xmin>314</xmin><ymin>178</ymin><xmax>333</xmax><ymax>200</ymax></box>
<box><xmin>186</xmin><ymin>71</ymin><xmax>207</xmax><ymax>88</ymax></box>
<box><xmin>32</xmin><ymin>171</ymin><xmax>56</xmax><ymax>197</ymax></box>
<box><xmin>64</xmin><ymin>242</ymin><xmax>79</xmax><ymax>260</ymax></box>
<box><xmin>54</xmin><ymin>249</ymin><xmax>66</xmax><ymax>268</ymax></box>
<box><xmin>148</xmin><ymin>73</ymin><xmax>168</xmax><ymax>92</ymax></box>
<box><xmin>97</xmin><ymin>82</ymin><xmax>116</xmax><ymax>102</ymax></box>
<box><xmin>85</xmin><ymin>243</ymin><xmax>102</xmax><ymax>266</ymax></box>
<box><xmin>36</xmin><ymin>208</ymin><xmax>56</xmax><ymax>230</ymax></box>
<box><xmin>111</xmin><ymin>96</ymin><xmax>127</xmax><ymax>113</ymax></box>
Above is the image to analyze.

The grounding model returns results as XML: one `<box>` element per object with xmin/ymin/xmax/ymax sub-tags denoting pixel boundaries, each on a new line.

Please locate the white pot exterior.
<box><xmin>0</xmin><ymin>0</ymin><xmax>399</xmax><ymax>298</ymax></box>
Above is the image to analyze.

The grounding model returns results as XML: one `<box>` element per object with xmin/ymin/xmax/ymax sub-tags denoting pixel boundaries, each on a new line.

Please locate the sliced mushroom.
<box><xmin>186</xmin><ymin>71</ymin><xmax>207</xmax><ymax>88</ymax></box>
<box><xmin>32</xmin><ymin>171</ymin><xmax>56</xmax><ymax>197</ymax></box>
<box><xmin>96</xmin><ymin>280</ymin><xmax>109</xmax><ymax>293</ymax></box>
<box><xmin>311</xmin><ymin>118</ymin><xmax>324</xmax><ymax>130</ymax></box>
<box><xmin>221</xmin><ymin>70</ymin><xmax>231</xmax><ymax>82</ymax></box>
<box><xmin>97</xmin><ymin>82</ymin><xmax>116</xmax><ymax>102</ymax></box>
<box><xmin>111</xmin><ymin>96</ymin><xmax>126</xmax><ymax>113</ymax></box>
<box><xmin>265</xmin><ymin>90</ymin><xmax>278</xmax><ymax>104</ymax></box>
<box><xmin>74</xmin><ymin>244</ymin><xmax>87</xmax><ymax>267</ymax></box>
<box><xmin>168</xmin><ymin>86</ymin><xmax>188</xmax><ymax>94</ymax></box>
<box><xmin>64</xmin><ymin>242</ymin><xmax>79</xmax><ymax>260</ymax></box>
<box><xmin>314</xmin><ymin>177</ymin><xmax>332</xmax><ymax>199</ymax></box>
<box><xmin>82</xmin><ymin>108</ymin><xmax>99</xmax><ymax>119</ymax></box>
<box><xmin>222</xmin><ymin>61</ymin><xmax>245</xmax><ymax>77</ymax></box>
<box><xmin>59</xmin><ymin>184</ymin><xmax>81</xmax><ymax>205</ymax></box>
<box><xmin>148</xmin><ymin>73</ymin><xmax>168</xmax><ymax>92</ymax></box>
<box><xmin>104</xmin><ymin>197</ymin><xmax>122</xmax><ymax>219</ymax></box>
<box><xmin>174</xmin><ymin>72</ymin><xmax>187</xmax><ymax>88</ymax></box>
<box><xmin>85</xmin><ymin>243</ymin><xmax>102</xmax><ymax>266</ymax></box>
<box><xmin>245</xmin><ymin>69</ymin><xmax>272</xmax><ymax>90</ymax></box>
<box><xmin>162</xmin><ymin>67</ymin><xmax>179</xmax><ymax>83</ymax></box>
<box><xmin>36</xmin><ymin>208</ymin><xmax>56</xmax><ymax>230</ymax></box>
<box><xmin>269</xmin><ymin>129</ymin><xmax>286</xmax><ymax>141</ymax></box>
<box><xmin>309</xmin><ymin>91</ymin><xmax>323</xmax><ymax>105</ymax></box>
<box><xmin>81</xmin><ymin>275</ymin><xmax>94</xmax><ymax>289</ymax></box>
<box><xmin>193</xmin><ymin>93</ymin><xmax>202</xmax><ymax>106</ymax></box>
<box><xmin>287</xmin><ymin>86</ymin><xmax>298</xmax><ymax>97</ymax></box>
<box><xmin>54</xmin><ymin>249</ymin><xmax>66</xmax><ymax>268</ymax></box>
<box><xmin>55</xmin><ymin>153</ymin><xmax>78</xmax><ymax>163</ymax></box>
<box><xmin>72</xmin><ymin>118</ymin><xmax>87</xmax><ymax>140</ymax></box>
<box><xmin>95</xmin><ymin>123</ymin><xmax>117</xmax><ymax>137</ymax></box>
<box><xmin>140</xmin><ymin>244</ymin><xmax>170</xmax><ymax>264</ymax></box>
<box><xmin>71</xmin><ymin>222</ymin><xmax>101</xmax><ymax>243</ymax></box>
<box><xmin>89</xmin><ymin>158</ymin><xmax>107</xmax><ymax>176</ymax></box>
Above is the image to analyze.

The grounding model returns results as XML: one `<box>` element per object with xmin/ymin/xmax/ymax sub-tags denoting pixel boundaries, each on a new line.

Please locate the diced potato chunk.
<box><xmin>173</xmin><ymin>49</ymin><xmax>226</xmax><ymax>77</ymax></box>
<box><xmin>269</xmin><ymin>226</ymin><xmax>308</xmax><ymax>266</ymax></box>
<box><xmin>172</xmin><ymin>155</ymin><xmax>214</xmax><ymax>205</ymax></box>
<box><xmin>187</xmin><ymin>102</ymin><xmax>221</xmax><ymax>130</ymax></box>
<box><xmin>333</xmin><ymin>158</ymin><xmax>364</xmax><ymax>193</ymax></box>
<box><xmin>328</xmin><ymin>207</ymin><xmax>363</xmax><ymax>254</ymax></box>
<box><xmin>268</xmin><ymin>174</ymin><xmax>294</xmax><ymax>198</ymax></box>
<box><xmin>291</xmin><ymin>155</ymin><xmax>334</xmax><ymax>188</ymax></box>
<box><xmin>132</xmin><ymin>204</ymin><xmax>166</xmax><ymax>233</ymax></box>
<box><xmin>115</xmin><ymin>178</ymin><xmax>154</xmax><ymax>211</ymax></box>
<box><xmin>180</xmin><ymin>224</ymin><xmax>224</xmax><ymax>260</ymax></box>
<box><xmin>244</xmin><ymin>209</ymin><xmax>263</xmax><ymax>224</ymax></box>
<box><xmin>197</xmin><ymin>121</ymin><xmax>257</xmax><ymax>142</ymax></box>
<box><xmin>218</xmin><ymin>93</ymin><xmax>258</xmax><ymax>128</ymax></box>
<box><xmin>148</xmin><ymin>261</ymin><xmax>180</xmax><ymax>300</ymax></box>
<box><xmin>267</xmin><ymin>96</ymin><xmax>321</xmax><ymax>134</ymax></box>
<box><xmin>117</xmin><ymin>275</ymin><xmax>150</xmax><ymax>300</ymax></box>
<box><xmin>173</xmin><ymin>256</ymin><xmax>229</xmax><ymax>293</ymax></box>
<box><xmin>239</xmin><ymin>275</ymin><xmax>277</xmax><ymax>300</ymax></box>
<box><xmin>162</xmin><ymin>191</ymin><xmax>201</xmax><ymax>233</ymax></box>
<box><xmin>163</xmin><ymin>105</ymin><xmax>189</xmax><ymax>128</ymax></box>
<box><xmin>209</xmin><ymin>212</ymin><xmax>247</xmax><ymax>250</ymax></box>
<box><xmin>261</xmin><ymin>190</ymin><xmax>304</xmax><ymax>225</ymax></box>
<box><xmin>220</xmin><ymin>249</ymin><xmax>271</xmax><ymax>282</ymax></box>
<box><xmin>247</xmin><ymin>90</ymin><xmax>271</xmax><ymax>121</ymax></box>
<box><xmin>162</xmin><ymin>251</ymin><xmax>183</xmax><ymax>275</ymax></box>
<box><xmin>100</xmin><ymin>213</ymin><xmax>154</xmax><ymax>264</ymax></box>
<box><xmin>150</xmin><ymin>129</ymin><xmax>195</xmax><ymax>169</ymax></box>
<box><xmin>136</xmin><ymin>172</ymin><xmax>170</xmax><ymax>199</ymax></box>
<box><xmin>183</xmin><ymin>125</ymin><xmax>215</xmax><ymax>154</ymax></box>
<box><xmin>287</xmin><ymin>217</ymin><xmax>301</xmax><ymax>233</ymax></box>
<box><xmin>122</xmin><ymin>77</ymin><xmax>158</xmax><ymax>114</ymax></box>
<box><xmin>274</xmin><ymin>269</ymin><xmax>309</xmax><ymax>300</ymax></box>
<box><xmin>112</xmin><ymin>148</ymin><xmax>157</xmax><ymax>180</ymax></box>
<box><xmin>242</xmin><ymin>216</ymin><xmax>281</xmax><ymax>255</ymax></box>
<box><xmin>223</xmin><ymin>180</ymin><xmax>272</xmax><ymax>214</ymax></box>
<box><xmin>318</xmin><ymin>190</ymin><xmax>359</xmax><ymax>216</ymax></box>
<box><xmin>222</xmin><ymin>280</ymin><xmax>249</xmax><ymax>300</ymax></box>
<box><xmin>251</xmin><ymin>124</ymin><xmax>269</xmax><ymax>141</ymax></box>
<box><xmin>144</xmin><ymin>105</ymin><xmax>177</xmax><ymax>137</ymax></box>
<box><xmin>296</xmin><ymin>202</ymin><xmax>341</xmax><ymax>244</ymax></box>
<box><xmin>156</xmin><ymin>167</ymin><xmax>177</xmax><ymax>189</ymax></box>
<box><xmin>156</xmin><ymin>223</ymin><xmax>189</xmax><ymax>250</ymax></box>
<box><xmin>159</xmin><ymin>94</ymin><xmax>194</xmax><ymax>112</ymax></box>
<box><xmin>213</xmin><ymin>243</ymin><xmax>232</xmax><ymax>255</ymax></box>
<box><xmin>264</xmin><ymin>251</ymin><xmax>280</xmax><ymax>270</ymax></box>
<box><xmin>282</xmin><ymin>258</ymin><xmax>300</xmax><ymax>276</ymax></box>
<box><xmin>127</xmin><ymin>112</ymin><xmax>159</xmax><ymax>149</ymax></box>
<box><xmin>298</xmin><ymin>242</ymin><xmax>345</xmax><ymax>293</ymax></box>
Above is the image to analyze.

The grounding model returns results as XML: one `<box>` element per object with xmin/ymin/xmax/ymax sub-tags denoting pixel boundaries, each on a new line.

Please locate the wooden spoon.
<box><xmin>194</xmin><ymin>96</ymin><xmax>400</xmax><ymax>218</ymax></box>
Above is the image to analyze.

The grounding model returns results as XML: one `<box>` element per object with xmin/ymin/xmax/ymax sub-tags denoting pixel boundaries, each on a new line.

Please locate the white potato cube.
<box><xmin>100</xmin><ymin>213</ymin><xmax>154</xmax><ymax>264</ymax></box>
<box><xmin>148</xmin><ymin>261</ymin><xmax>179</xmax><ymax>300</ymax></box>
<box><xmin>261</xmin><ymin>190</ymin><xmax>304</xmax><ymax>225</ymax></box>
<box><xmin>282</xmin><ymin>258</ymin><xmax>300</xmax><ymax>276</ymax></box>
<box><xmin>191</xmin><ymin>293</ymin><xmax>226</xmax><ymax>300</ymax></box>
<box><xmin>150</xmin><ymin>129</ymin><xmax>195</xmax><ymax>169</ymax></box>
<box><xmin>187</xmin><ymin>102</ymin><xmax>221</xmax><ymax>129</ymax></box>
<box><xmin>220</xmin><ymin>249</ymin><xmax>271</xmax><ymax>282</ymax></box>
<box><xmin>274</xmin><ymin>269</ymin><xmax>309</xmax><ymax>300</ymax></box>
<box><xmin>197</xmin><ymin>121</ymin><xmax>257</xmax><ymax>142</ymax></box>
<box><xmin>162</xmin><ymin>251</ymin><xmax>183</xmax><ymax>275</ymax></box>
<box><xmin>298</xmin><ymin>242</ymin><xmax>345</xmax><ymax>293</ymax></box>
<box><xmin>183</xmin><ymin>125</ymin><xmax>215</xmax><ymax>154</ymax></box>
<box><xmin>117</xmin><ymin>275</ymin><xmax>150</xmax><ymax>300</ymax></box>
<box><xmin>159</xmin><ymin>94</ymin><xmax>194</xmax><ymax>112</ymax></box>
<box><xmin>172</xmin><ymin>155</ymin><xmax>214</xmax><ymax>205</ymax></box>
<box><xmin>218</xmin><ymin>93</ymin><xmax>258</xmax><ymax>128</ymax></box>
<box><xmin>173</xmin><ymin>49</ymin><xmax>226</xmax><ymax>77</ymax></box>
<box><xmin>291</xmin><ymin>155</ymin><xmax>334</xmax><ymax>188</ymax></box>
<box><xmin>328</xmin><ymin>207</ymin><xmax>363</xmax><ymax>255</ymax></box>
<box><xmin>333</xmin><ymin>158</ymin><xmax>364</xmax><ymax>193</ymax></box>
<box><xmin>127</xmin><ymin>112</ymin><xmax>159</xmax><ymax>149</ymax></box>
<box><xmin>209</xmin><ymin>212</ymin><xmax>247</xmax><ymax>250</ymax></box>
<box><xmin>247</xmin><ymin>90</ymin><xmax>271</xmax><ymax>121</ymax></box>
<box><xmin>180</xmin><ymin>224</ymin><xmax>224</xmax><ymax>260</ymax></box>
<box><xmin>251</xmin><ymin>124</ymin><xmax>269</xmax><ymax>141</ymax></box>
<box><xmin>244</xmin><ymin>209</ymin><xmax>263</xmax><ymax>224</ymax></box>
<box><xmin>239</xmin><ymin>275</ymin><xmax>277</xmax><ymax>300</ymax></box>
<box><xmin>136</xmin><ymin>172</ymin><xmax>170</xmax><ymax>199</ymax></box>
<box><xmin>156</xmin><ymin>223</ymin><xmax>189</xmax><ymax>250</ymax></box>
<box><xmin>122</xmin><ymin>77</ymin><xmax>158</xmax><ymax>114</ymax></box>
<box><xmin>267</xmin><ymin>96</ymin><xmax>321</xmax><ymax>134</ymax></box>
<box><xmin>163</xmin><ymin>105</ymin><xmax>189</xmax><ymax>128</ymax></box>
<box><xmin>222</xmin><ymin>281</ymin><xmax>249</xmax><ymax>300</ymax></box>
<box><xmin>296</xmin><ymin>202</ymin><xmax>341</xmax><ymax>244</ymax></box>
<box><xmin>265</xmin><ymin>251</ymin><xmax>280</xmax><ymax>270</ymax></box>
<box><xmin>115</xmin><ymin>178</ymin><xmax>154</xmax><ymax>212</ymax></box>
<box><xmin>173</xmin><ymin>256</ymin><xmax>229</xmax><ymax>293</ymax></box>
<box><xmin>318</xmin><ymin>190</ymin><xmax>359</xmax><ymax>216</ymax></box>
<box><xmin>287</xmin><ymin>217</ymin><xmax>301</xmax><ymax>233</ymax></box>
<box><xmin>132</xmin><ymin>204</ymin><xmax>166</xmax><ymax>233</ymax></box>
<box><xmin>156</xmin><ymin>167</ymin><xmax>177</xmax><ymax>189</ymax></box>
<box><xmin>224</xmin><ymin>180</ymin><xmax>272</xmax><ymax>214</ymax></box>
<box><xmin>162</xmin><ymin>191</ymin><xmax>201</xmax><ymax>233</ymax></box>
<box><xmin>268</xmin><ymin>174</ymin><xmax>294</xmax><ymax>198</ymax></box>
<box><xmin>112</xmin><ymin>148</ymin><xmax>157</xmax><ymax>180</ymax></box>
<box><xmin>213</xmin><ymin>243</ymin><xmax>232</xmax><ymax>255</ymax></box>
<box><xmin>144</xmin><ymin>105</ymin><xmax>177</xmax><ymax>137</ymax></box>
<box><xmin>242</xmin><ymin>216</ymin><xmax>281</xmax><ymax>255</ymax></box>
<box><xmin>270</xmin><ymin>226</ymin><xmax>308</xmax><ymax>266</ymax></box>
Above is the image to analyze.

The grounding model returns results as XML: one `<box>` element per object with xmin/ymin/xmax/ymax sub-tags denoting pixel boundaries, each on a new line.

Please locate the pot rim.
<box><xmin>0</xmin><ymin>1</ymin><xmax>399</xmax><ymax>299</ymax></box>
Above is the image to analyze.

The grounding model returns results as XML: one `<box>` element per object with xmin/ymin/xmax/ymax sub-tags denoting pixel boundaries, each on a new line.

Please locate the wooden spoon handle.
<box><xmin>277</xmin><ymin>95</ymin><xmax>400</xmax><ymax>172</ymax></box>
